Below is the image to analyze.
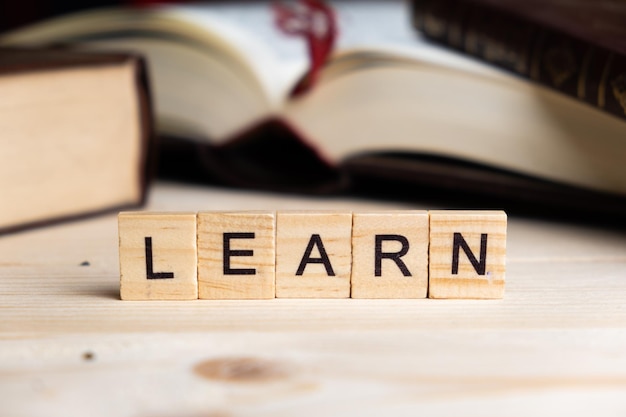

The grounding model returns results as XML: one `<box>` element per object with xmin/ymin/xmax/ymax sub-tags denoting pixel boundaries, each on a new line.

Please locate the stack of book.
<box><xmin>1</xmin><ymin>0</ymin><xmax>625</xmax><ymax>232</ymax></box>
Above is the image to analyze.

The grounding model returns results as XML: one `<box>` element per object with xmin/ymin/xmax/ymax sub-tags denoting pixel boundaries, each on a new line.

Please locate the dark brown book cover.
<box><xmin>0</xmin><ymin>47</ymin><xmax>155</xmax><ymax>234</ymax></box>
<box><xmin>411</xmin><ymin>0</ymin><xmax>626</xmax><ymax>122</ymax></box>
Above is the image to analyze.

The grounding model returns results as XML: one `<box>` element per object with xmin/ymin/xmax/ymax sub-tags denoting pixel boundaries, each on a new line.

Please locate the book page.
<box><xmin>0</xmin><ymin>63</ymin><xmax>143</xmax><ymax>228</ymax></box>
<box><xmin>0</xmin><ymin>5</ymin><xmax>304</xmax><ymax>139</ymax></box>
<box><xmin>331</xmin><ymin>0</ymin><xmax>506</xmax><ymax>78</ymax></box>
<box><xmin>0</xmin><ymin>1</ymin><xmax>506</xmax><ymax>137</ymax></box>
<box><xmin>168</xmin><ymin>4</ymin><xmax>308</xmax><ymax>108</ymax></box>
<box><xmin>285</xmin><ymin>59</ymin><xmax>626</xmax><ymax>195</ymax></box>
<box><xmin>180</xmin><ymin>0</ymin><xmax>504</xmax><ymax>103</ymax></box>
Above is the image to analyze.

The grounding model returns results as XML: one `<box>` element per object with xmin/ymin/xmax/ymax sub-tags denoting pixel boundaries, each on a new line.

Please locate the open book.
<box><xmin>4</xmin><ymin>1</ymin><xmax>626</xmax><ymax>217</ymax></box>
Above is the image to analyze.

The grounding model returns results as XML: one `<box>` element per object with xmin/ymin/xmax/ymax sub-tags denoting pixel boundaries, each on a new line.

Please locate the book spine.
<box><xmin>411</xmin><ymin>0</ymin><xmax>626</xmax><ymax>122</ymax></box>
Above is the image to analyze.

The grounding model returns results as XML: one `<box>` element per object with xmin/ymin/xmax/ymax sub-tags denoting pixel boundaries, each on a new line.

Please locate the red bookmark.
<box><xmin>273</xmin><ymin>0</ymin><xmax>338</xmax><ymax>97</ymax></box>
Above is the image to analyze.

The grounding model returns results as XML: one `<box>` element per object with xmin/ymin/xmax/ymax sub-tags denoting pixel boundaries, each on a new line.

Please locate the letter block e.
<box><xmin>197</xmin><ymin>211</ymin><xmax>275</xmax><ymax>299</ymax></box>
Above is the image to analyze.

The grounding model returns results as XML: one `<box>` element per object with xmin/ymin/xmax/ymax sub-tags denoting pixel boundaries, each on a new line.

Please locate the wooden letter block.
<box><xmin>276</xmin><ymin>211</ymin><xmax>352</xmax><ymax>298</ymax></box>
<box><xmin>351</xmin><ymin>211</ymin><xmax>429</xmax><ymax>298</ymax></box>
<box><xmin>197</xmin><ymin>211</ymin><xmax>275</xmax><ymax>299</ymax></box>
<box><xmin>118</xmin><ymin>212</ymin><xmax>198</xmax><ymax>300</ymax></box>
<box><xmin>428</xmin><ymin>210</ymin><xmax>507</xmax><ymax>299</ymax></box>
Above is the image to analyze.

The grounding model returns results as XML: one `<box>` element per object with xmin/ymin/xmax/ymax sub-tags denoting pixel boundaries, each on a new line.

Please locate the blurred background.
<box><xmin>0</xmin><ymin>0</ymin><xmax>626</xmax><ymax>231</ymax></box>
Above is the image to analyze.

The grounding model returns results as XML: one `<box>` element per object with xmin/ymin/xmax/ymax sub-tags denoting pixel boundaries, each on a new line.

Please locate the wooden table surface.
<box><xmin>2</xmin><ymin>182</ymin><xmax>626</xmax><ymax>416</ymax></box>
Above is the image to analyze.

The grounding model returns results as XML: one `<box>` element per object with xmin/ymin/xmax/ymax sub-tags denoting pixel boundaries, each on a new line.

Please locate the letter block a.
<box><xmin>276</xmin><ymin>211</ymin><xmax>352</xmax><ymax>298</ymax></box>
<box><xmin>428</xmin><ymin>210</ymin><xmax>507</xmax><ymax>299</ymax></box>
<box><xmin>351</xmin><ymin>211</ymin><xmax>429</xmax><ymax>298</ymax></box>
<box><xmin>118</xmin><ymin>212</ymin><xmax>198</xmax><ymax>300</ymax></box>
<box><xmin>197</xmin><ymin>211</ymin><xmax>275</xmax><ymax>299</ymax></box>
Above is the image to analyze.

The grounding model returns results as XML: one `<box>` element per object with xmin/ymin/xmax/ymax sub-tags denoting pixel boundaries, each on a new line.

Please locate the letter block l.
<box><xmin>118</xmin><ymin>212</ymin><xmax>198</xmax><ymax>300</ymax></box>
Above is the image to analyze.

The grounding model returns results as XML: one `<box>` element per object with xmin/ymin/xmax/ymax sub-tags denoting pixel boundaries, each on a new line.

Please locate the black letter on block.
<box><xmin>223</xmin><ymin>232</ymin><xmax>256</xmax><ymax>275</ymax></box>
<box><xmin>452</xmin><ymin>233</ymin><xmax>487</xmax><ymax>275</ymax></box>
<box><xmin>145</xmin><ymin>237</ymin><xmax>174</xmax><ymax>279</ymax></box>
<box><xmin>375</xmin><ymin>234</ymin><xmax>411</xmax><ymax>277</ymax></box>
<box><xmin>296</xmin><ymin>234</ymin><xmax>335</xmax><ymax>276</ymax></box>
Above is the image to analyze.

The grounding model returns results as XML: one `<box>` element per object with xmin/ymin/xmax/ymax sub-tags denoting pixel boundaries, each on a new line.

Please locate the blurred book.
<box><xmin>3</xmin><ymin>1</ymin><xmax>626</xmax><ymax>219</ymax></box>
<box><xmin>411</xmin><ymin>0</ymin><xmax>626</xmax><ymax>122</ymax></box>
<box><xmin>0</xmin><ymin>47</ymin><xmax>154</xmax><ymax>233</ymax></box>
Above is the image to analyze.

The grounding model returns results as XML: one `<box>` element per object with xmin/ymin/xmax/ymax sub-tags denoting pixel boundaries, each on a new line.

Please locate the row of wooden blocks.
<box><xmin>118</xmin><ymin>210</ymin><xmax>507</xmax><ymax>300</ymax></box>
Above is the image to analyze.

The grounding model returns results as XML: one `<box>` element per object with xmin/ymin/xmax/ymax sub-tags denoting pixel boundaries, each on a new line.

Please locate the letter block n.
<box><xmin>428</xmin><ymin>210</ymin><xmax>507</xmax><ymax>299</ymax></box>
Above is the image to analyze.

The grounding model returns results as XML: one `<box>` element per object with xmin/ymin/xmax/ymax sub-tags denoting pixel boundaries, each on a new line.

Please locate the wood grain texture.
<box><xmin>275</xmin><ymin>211</ymin><xmax>352</xmax><ymax>298</ymax></box>
<box><xmin>351</xmin><ymin>211</ymin><xmax>429</xmax><ymax>298</ymax></box>
<box><xmin>197</xmin><ymin>211</ymin><xmax>275</xmax><ymax>299</ymax></box>
<box><xmin>2</xmin><ymin>183</ymin><xmax>626</xmax><ymax>416</ymax></box>
<box><xmin>429</xmin><ymin>210</ymin><xmax>507</xmax><ymax>299</ymax></box>
<box><xmin>118</xmin><ymin>211</ymin><xmax>197</xmax><ymax>300</ymax></box>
